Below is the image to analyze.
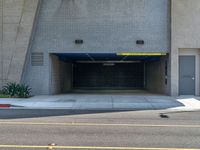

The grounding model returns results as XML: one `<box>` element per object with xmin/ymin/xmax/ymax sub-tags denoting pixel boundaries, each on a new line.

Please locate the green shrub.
<box><xmin>0</xmin><ymin>94</ymin><xmax>11</xmax><ymax>98</ymax></box>
<box><xmin>2</xmin><ymin>83</ymin><xmax>31</xmax><ymax>98</ymax></box>
<box><xmin>2</xmin><ymin>83</ymin><xmax>18</xmax><ymax>97</ymax></box>
<box><xmin>17</xmin><ymin>84</ymin><xmax>31</xmax><ymax>98</ymax></box>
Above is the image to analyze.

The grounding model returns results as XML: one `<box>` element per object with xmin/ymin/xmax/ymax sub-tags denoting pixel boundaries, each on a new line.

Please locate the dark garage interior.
<box><xmin>74</xmin><ymin>63</ymin><xmax>144</xmax><ymax>89</ymax></box>
<box><xmin>50</xmin><ymin>53</ymin><xmax>169</xmax><ymax>95</ymax></box>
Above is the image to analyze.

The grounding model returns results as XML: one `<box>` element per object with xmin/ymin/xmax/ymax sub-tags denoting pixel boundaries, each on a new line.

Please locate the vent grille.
<box><xmin>31</xmin><ymin>52</ymin><xmax>44</xmax><ymax>66</ymax></box>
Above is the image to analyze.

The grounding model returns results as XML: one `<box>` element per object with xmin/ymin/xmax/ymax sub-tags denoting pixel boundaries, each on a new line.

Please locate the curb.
<box><xmin>0</xmin><ymin>104</ymin><xmax>11</xmax><ymax>108</ymax></box>
<box><xmin>0</xmin><ymin>104</ymin><xmax>23</xmax><ymax>108</ymax></box>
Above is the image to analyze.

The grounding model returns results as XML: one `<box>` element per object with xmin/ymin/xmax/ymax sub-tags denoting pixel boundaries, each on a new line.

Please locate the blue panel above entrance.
<box><xmin>53</xmin><ymin>53</ymin><xmax>162</xmax><ymax>62</ymax></box>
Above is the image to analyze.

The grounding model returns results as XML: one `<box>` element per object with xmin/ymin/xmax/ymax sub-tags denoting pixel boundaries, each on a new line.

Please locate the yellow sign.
<box><xmin>117</xmin><ymin>52</ymin><xmax>167</xmax><ymax>56</ymax></box>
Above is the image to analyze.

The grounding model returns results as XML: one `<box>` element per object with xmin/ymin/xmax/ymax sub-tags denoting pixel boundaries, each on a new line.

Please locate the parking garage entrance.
<box><xmin>50</xmin><ymin>53</ymin><xmax>168</xmax><ymax>95</ymax></box>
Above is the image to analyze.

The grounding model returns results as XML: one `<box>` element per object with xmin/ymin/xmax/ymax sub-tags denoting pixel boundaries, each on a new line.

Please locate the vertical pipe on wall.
<box><xmin>143</xmin><ymin>62</ymin><xmax>146</xmax><ymax>88</ymax></box>
<box><xmin>71</xmin><ymin>63</ymin><xmax>74</xmax><ymax>91</ymax></box>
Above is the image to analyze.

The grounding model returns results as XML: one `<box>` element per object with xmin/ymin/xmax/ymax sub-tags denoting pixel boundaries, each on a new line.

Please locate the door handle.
<box><xmin>192</xmin><ymin>77</ymin><xmax>195</xmax><ymax>80</ymax></box>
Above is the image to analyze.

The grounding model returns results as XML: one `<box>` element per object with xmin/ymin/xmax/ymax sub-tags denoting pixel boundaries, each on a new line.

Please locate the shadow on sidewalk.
<box><xmin>0</xmin><ymin>102</ymin><xmax>184</xmax><ymax>120</ymax></box>
<box><xmin>0</xmin><ymin>95</ymin><xmax>188</xmax><ymax>120</ymax></box>
<box><xmin>0</xmin><ymin>109</ymin><xmax>136</xmax><ymax>119</ymax></box>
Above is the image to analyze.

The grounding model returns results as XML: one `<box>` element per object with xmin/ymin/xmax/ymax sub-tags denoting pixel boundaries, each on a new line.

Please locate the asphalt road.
<box><xmin>0</xmin><ymin>109</ymin><xmax>200</xmax><ymax>150</ymax></box>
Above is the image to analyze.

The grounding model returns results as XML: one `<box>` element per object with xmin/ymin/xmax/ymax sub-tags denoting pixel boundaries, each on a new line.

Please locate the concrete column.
<box><xmin>170</xmin><ymin>0</ymin><xmax>178</xmax><ymax>96</ymax></box>
<box><xmin>170</xmin><ymin>47</ymin><xmax>179</xmax><ymax>96</ymax></box>
<box><xmin>171</xmin><ymin>0</ymin><xmax>200</xmax><ymax>96</ymax></box>
<box><xmin>170</xmin><ymin>0</ymin><xmax>179</xmax><ymax>96</ymax></box>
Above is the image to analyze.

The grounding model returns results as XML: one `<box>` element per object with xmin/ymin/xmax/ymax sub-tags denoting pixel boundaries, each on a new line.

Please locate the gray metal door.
<box><xmin>179</xmin><ymin>56</ymin><xmax>195</xmax><ymax>95</ymax></box>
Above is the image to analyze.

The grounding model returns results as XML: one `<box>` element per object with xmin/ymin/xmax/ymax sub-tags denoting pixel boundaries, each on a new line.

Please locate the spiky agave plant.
<box><xmin>2</xmin><ymin>83</ymin><xmax>31</xmax><ymax>98</ymax></box>
<box><xmin>2</xmin><ymin>83</ymin><xmax>18</xmax><ymax>97</ymax></box>
<box><xmin>17</xmin><ymin>84</ymin><xmax>31</xmax><ymax>98</ymax></box>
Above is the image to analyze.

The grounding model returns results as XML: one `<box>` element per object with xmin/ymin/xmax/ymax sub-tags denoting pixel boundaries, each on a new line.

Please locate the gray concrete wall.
<box><xmin>23</xmin><ymin>0</ymin><xmax>170</xmax><ymax>95</ymax></box>
<box><xmin>0</xmin><ymin>0</ymin><xmax>39</xmax><ymax>88</ymax></box>
<box><xmin>22</xmin><ymin>52</ymin><xmax>50</xmax><ymax>95</ymax></box>
<box><xmin>50</xmin><ymin>55</ymin><xmax>72</xmax><ymax>94</ymax></box>
<box><xmin>31</xmin><ymin>0</ymin><xmax>170</xmax><ymax>53</ymax></box>
<box><xmin>61</xmin><ymin>62</ymin><xmax>73</xmax><ymax>93</ymax></box>
<box><xmin>146</xmin><ymin>56</ymin><xmax>169</xmax><ymax>94</ymax></box>
<box><xmin>171</xmin><ymin>0</ymin><xmax>200</xmax><ymax>96</ymax></box>
<box><xmin>50</xmin><ymin>55</ymin><xmax>61</xmax><ymax>94</ymax></box>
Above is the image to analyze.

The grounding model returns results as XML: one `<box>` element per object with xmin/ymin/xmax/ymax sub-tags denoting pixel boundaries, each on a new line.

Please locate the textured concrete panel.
<box><xmin>146</xmin><ymin>56</ymin><xmax>169</xmax><ymax>95</ymax></box>
<box><xmin>0</xmin><ymin>0</ymin><xmax>39</xmax><ymax>88</ymax></box>
<box><xmin>31</xmin><ymin>0</ymin><xmax>170</xmax><ymax>53</ymax></box>
<box><xmin>171</xmin><ymin>0</ymin><xmax>200</xmax><ymax>96</ymax></box>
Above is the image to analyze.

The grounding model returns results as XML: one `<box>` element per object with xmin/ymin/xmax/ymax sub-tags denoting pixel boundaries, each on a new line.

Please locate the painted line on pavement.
<box><xmin>0</xmin><ymin>145</ymin><xmax>198</xmax><ymax>150</ymax></box>
<box><xmin>0</xmin><ymin>104</ymin><xmax>11</xmax><ymax>108</ymax></box>
<box><xmin>0</xmin><ymin>121</ymin><xmax>200</xmax><ymax>128</ymax></box>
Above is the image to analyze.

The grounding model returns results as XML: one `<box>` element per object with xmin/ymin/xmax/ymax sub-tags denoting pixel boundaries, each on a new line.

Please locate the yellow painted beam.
<box><xmin>117</xmin><ymin>52</ymin><xmax>167</xmax><ymax>56</ymax></box>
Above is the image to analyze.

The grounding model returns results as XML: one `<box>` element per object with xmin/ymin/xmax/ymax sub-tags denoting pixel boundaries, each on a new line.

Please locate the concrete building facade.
<box><xmin>0</xmin><ymin>0</ymin><xmax>199</xmax><ymax>96</ymax></box>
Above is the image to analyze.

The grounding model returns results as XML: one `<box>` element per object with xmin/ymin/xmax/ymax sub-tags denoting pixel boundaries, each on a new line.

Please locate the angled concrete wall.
<box><xmin>0</xmin><ymin>0</ymin><xmax>3</xmax><ymax>88</ymax></box>
<box><xmin>171</xmin><ymin>0</ymin><xmax>200</xmax><ymax>96</ymax></box>
<box><xmin>0</xmin><ymin>0</ymin><xmax>39</xmax><ymax>88</ymax></box>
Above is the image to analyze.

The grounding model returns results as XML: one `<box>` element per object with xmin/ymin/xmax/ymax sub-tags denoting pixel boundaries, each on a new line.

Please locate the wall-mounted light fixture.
<box><xmin>75</xmin><ymin>39</ymin><xmax>83</xmax><ymax>44</ymax></box>
<box><xmin>136</xmin><ymin>40</ymin><xmax>144</xmax><ymax>45</ymax></box>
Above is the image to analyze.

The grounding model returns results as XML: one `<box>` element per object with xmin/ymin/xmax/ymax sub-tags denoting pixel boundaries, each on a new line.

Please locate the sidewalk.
<box><xmin>0</xmin><ymin>94</ymin><xmax>200</xmax><ymax>111</ymax></box>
